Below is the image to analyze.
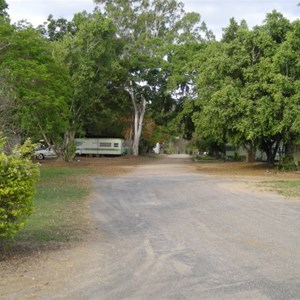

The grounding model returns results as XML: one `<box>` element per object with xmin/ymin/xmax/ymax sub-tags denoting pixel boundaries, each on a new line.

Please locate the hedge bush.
<box><xmin>0</xmin><ymin>138</ymin><xmax>39</xmax><ymax>240</ymax></box>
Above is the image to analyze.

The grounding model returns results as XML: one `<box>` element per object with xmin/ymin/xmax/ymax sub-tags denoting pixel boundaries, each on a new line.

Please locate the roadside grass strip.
<box><xmin>262</xmin><ymin>180</ymin><xmax>300</xmax><ymax>199</ymax></box>
<box><xmin>15</xmin><ymin>167</ymin><xmax>93</xmax><ymax>244</ymax></box>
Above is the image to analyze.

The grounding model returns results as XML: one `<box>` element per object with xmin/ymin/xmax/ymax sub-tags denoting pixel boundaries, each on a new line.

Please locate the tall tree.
<box><xmin>190</xmin><ymin>11</ymin><xmax>297</xmax><ymax>165</ymax></box>
<box><xmin>53</xmin><ymin>10</ymin><xmax>124</xmax><ymax>158</ymax></box>
<box><xmin>95</xmin><ymin>0</ymin><xmax>212</xmax><ymax>155</ymax></box>
<box><xmin>0</xmin><ymin>23</ymin><xmax>72</xmax><ymax>156</ymax></box>
<box><xmin>272</xmin><ymin>19</ymin><xmax>300</xmax><ymax>159</ymax></box>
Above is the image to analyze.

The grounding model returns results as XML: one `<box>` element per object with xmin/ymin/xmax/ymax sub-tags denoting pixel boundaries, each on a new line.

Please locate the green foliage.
<box><xmin>277</xmin><ymin>155</ymin><xmax>298</xmax><ymax>171</ymax></box>
<box><xmin>189</xmin><ymin>12</ymin><xmax>300</xmax><ymax>165</ymax></box>
<box><xmin>94</xmin><ymin>0</ymin><xmax>213</xmax><ymax>155</ymax></box>
<box><xmin>44</xmin><ymin>14</ymin><xmax>75</xmax><ymax>41</ymax></box>
<box><xmin>0</xmin><ymin>0</ymin><xmax>8</xmax><ymax>17</ymax></box>
<box><xmin>56</xmin><ymin>11</ymin><xmax>127</xmax><ymax>148</ymax></box>
<box><xmin>0</xmin><ymin>134</ymin><xmax>6</xmax><ymax>152</ymax></box>
<box><xmin>0</xmin><ymin>137</ymin><xmax>39</xmax><ymax>241</ymax></box>
<box><xmin>0</xmin><ymin>22</ymin><xmax>72</xmax><ymax>150</ymax></box>
<box><xmin>2</xmin><ymin>1</ymin><xmax>299</xmax><ymax>166</ymax></box>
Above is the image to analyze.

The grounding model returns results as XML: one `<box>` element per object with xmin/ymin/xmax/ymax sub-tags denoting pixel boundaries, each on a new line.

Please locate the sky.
<box><xmin>5</xmin><ymin>0</ymin><xmax>300</xmax><ymax>40</ymax></box>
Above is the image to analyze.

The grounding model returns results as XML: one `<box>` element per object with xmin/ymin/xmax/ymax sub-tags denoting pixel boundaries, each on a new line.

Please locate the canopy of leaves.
<box><xmin>188</xmin><ymin>11</ymin><xmax>300</xmax><ymax>164</ymax></box>
<box><xmin>0</xmin><ymin>0</ymin><xmax>8</xmax><ymax>17</ymax></box>
<box><xmin>0</xmin><ymin>22</ymin><xmax>71</xmax><ymax>144</ymax></box>
<box><xmin>58</xmin><ymin>10</ymin><xmax>127</xmax><ymax>137</ymax></box>
<box><xmin>93</xmin><ymin>0</ymin><xmax>214</xmax><ymax>152</ymax></box>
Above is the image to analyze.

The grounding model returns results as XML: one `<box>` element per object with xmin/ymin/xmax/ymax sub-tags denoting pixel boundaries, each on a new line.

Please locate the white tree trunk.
<box><xmin>128</xmin><ymin>84</ymin><xmax>147</xmax><ymax>156</ymax></box>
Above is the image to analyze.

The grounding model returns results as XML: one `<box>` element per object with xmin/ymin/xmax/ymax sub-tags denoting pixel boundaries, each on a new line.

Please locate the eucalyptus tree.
<box><xmin>95</xmin><ymin>0</ymin><xmax>212</xmax><ymax>155</ymax></box>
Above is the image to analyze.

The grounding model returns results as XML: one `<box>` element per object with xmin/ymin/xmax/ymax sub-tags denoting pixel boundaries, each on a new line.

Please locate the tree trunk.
<box><xmin>265</xmin><ymin>141</ymin><xmax>280</xmax><ymax>167</ymax></box>
<box><xmin>132</xmin><ymin>95</ymin><xmax>146</xmax><ymax>155</ymax></box>
<box><xmin>62</xmin><ymin>130</ymin><xmax>76</xmax><ymax>161</ymax></box>
<box><xmin>284</xmin><ymin>141</ymin><xmax>294</xmax><ymax>161</ymax></box>
<box><xmin>128</xmin><ymin>83</ymin><xmax>147</xmax><ymax>156</ymax></box>
<box><xmin>245</xmin><ymin>144</ymin><xmax>256</xmax><ymax>162</ymax></box>
<box><xmin>266</xmin><ymin>145</ymin><xmax>274</xmax><ymax>166</ymax></box>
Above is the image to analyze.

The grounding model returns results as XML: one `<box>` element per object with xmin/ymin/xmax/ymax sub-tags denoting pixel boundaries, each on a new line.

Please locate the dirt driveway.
<box><xmin>1</xmin><ymin>155</ymin><xmax>300</xmax><ymax>299</ymax></box>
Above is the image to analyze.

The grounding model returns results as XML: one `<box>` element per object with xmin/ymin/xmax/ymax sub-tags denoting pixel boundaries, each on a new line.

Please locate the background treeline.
<box><xmin>0</xmin><ymin>0</ymin><xmax>299</xmax><ymax>164</ymax></box>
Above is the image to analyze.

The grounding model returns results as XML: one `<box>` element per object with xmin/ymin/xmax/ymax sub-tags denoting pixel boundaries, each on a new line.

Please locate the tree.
<box><xmin>190</xmin><ymin>11</ymin><xmax>298</xmax><ymax>165</ymax></box>
<box><xmin>222</xmin><ymin>18</ymin><xmax>240</xmax><ymax>43</ymax></box>
<box><xmin>0</xmin><ymin>0</ymin><xmax>8</xmax><ymax>17</ymax></box>
<box><xmin>0</xmin><ymin>9</ymin><xmax>12</xmax><ymax>56</ymax></box>
<box><xmin>0</xmin><ymin>73</ymin><xmax>18</xmax><ymax>135</ymax></box>
<box><xmin>45</xmin><ymin>14</ymin><xmax>75</xmax><ymax>41</ymax></box>
<box><xmin>95</xmin><ymin>0</ymin><xmax>212</xmax><ymax>155</ymax></box>
<box><xmin>0</xmin><ymin>18</ymin><xmax>18</xmax><ymax>135</ymax></box>
<box><xmin>272</xmin><ymin>19</ymin><xmax>300</xmax><ymax>162</ymax></box>
<box><xmin>263</xmin><ymin>10</ymin><xmax>292</xmax><ymax>44</ymax></box>
<box><xmin>53</xmin><ymin>10</ymin><xmax>125</xmax><ymax>158</ymax></box>
<box><xmin>37</xmin><ymin>14</ymin><xmax>76</xmax><ymax>41</ymax></box>
<box><xmin>0</xmin><ymin>23</ymin><xmax>72</xmax><ymax>157</ymax></box>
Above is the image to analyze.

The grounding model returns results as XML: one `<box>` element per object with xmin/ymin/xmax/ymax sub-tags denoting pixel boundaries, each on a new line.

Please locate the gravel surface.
<box><xmin>1</xmin><ymin>155</ymin><xmax>300</xmax><ymax>299</ymax></box>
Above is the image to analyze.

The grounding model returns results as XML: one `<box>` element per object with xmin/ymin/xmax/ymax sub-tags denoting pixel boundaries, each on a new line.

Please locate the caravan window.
<box><xmin>114</xmin><ymin>143</ymin><xmax>119</xmax><ymax>148</ymax></box>
<box><xmin>100</xmin><ymin>142</ymin><xmax>111</xmax><ymax>147</ymax></box>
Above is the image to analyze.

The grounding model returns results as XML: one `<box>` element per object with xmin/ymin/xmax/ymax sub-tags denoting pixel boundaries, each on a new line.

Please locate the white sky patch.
<box><xmin>5</xmin><ymin>0</ymin><xmax>300</xmax><ymax>39</ymax></box>
<box><xmin>7</xmin><ymin>0</ymin><xmax>96</xmax><ymax>25</ymax></box>
<box><xmin>183</xmin><ymin>0</ymin><xmax>299</xmax><ymax>39</ymax></box>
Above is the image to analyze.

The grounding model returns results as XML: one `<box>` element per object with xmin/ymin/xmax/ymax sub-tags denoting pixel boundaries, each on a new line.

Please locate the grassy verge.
<box><xmin>15</xmin><ymin>166</ymin><xmax>93</xmax><ymax>244</ymax></box>
<box><xmin>261</xmin><ymin>180</ymin><xmax>300</xmax><ymax>198</ymax></box>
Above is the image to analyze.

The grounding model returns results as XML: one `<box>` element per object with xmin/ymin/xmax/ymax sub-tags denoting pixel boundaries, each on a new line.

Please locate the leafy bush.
<box><xmin>0</xmin><ymin>138</ymin><xmax>39</xmax><ymax>240</ymax></box>
<box><xmin>277</xmin><ymin>155</ymin><xmax>298</xmax><ymax>171</ymax></box>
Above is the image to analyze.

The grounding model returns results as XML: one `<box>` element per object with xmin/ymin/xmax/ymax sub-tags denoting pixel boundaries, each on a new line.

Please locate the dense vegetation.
<box><xmin>0</xmin><ymin>0</ymin><xmax>299</xmax><ymax>164</ymax></box>
<box><xmin>0</xmin><ymin>137</ymin><xmax>39</xmax><ymax>241</ymax></box>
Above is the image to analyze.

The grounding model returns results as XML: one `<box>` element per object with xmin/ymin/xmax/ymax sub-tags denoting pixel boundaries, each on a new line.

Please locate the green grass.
<box><xmin>15</xmin><ymin>166</ymin><xmax>93</xmax><ymax>244</ymax></box>
<box><xmin>262</xmin><ymin>180</ymin><xmax>300</xmax><ymax>198</ymax></box>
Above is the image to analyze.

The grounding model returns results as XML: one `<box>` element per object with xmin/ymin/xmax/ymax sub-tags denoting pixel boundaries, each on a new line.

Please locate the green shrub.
<box><xmin>0</xmin><ymin>138</ymin><xmax>39</xmax><ymax>240</ymax></box>
<box><xmin>277</xmin><ymin>155</ymin><xmax>298</xmax><ymax>171</ymax></box>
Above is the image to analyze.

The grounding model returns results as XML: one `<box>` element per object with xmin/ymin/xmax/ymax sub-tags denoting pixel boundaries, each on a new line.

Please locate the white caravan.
<box><xmin>75</xmin><ymin>138</ymin><xmax>124</xmax><ymax>156</ymax></box>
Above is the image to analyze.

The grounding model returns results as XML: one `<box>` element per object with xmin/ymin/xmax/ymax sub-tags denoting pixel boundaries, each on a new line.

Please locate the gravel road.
<box><xmin>2</xmin><ymin>155</ymin><xmax>300</xmax><ymax>299</ymax></box>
